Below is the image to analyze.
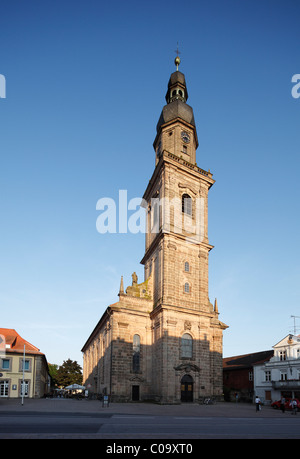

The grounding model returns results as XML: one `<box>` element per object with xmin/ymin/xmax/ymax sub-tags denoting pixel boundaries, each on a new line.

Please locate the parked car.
<box><xmin>271</xmin><ymin>398</ymin><xmax>300</xmax><ymax>411</ymax></box>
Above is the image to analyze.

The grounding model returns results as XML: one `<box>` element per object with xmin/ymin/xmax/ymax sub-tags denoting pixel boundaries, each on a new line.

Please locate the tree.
<box><xmin>48</xmin><ymin>363</ymin><xmax>59</xmax><ymax>387</ymax></box>
<box><xmin>56</xmin><ymin>359</ymin><xmax>83</xmax><ymax>387</ymax></box>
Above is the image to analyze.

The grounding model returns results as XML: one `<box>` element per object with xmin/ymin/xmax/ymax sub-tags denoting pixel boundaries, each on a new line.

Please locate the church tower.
<box><xmin>142</xmin><ymin>58</ymin><xmax>213</xmax><ymax>312</ymax></box>
<box><xmin>140</xmin><ymin>56</ymin><xmax>228</xmax><ymax>403</ymax></box>
<box><xmin>82</xmin><ymin>56</ymin><xmax>227</xmax><ymax>404</ymax></box>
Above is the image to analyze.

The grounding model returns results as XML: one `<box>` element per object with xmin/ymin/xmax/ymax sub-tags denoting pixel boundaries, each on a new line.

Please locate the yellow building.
<box><xmin>0</xmin><ymin>328</ymin><xmax>50</xmax><ymax>398</ymax></box>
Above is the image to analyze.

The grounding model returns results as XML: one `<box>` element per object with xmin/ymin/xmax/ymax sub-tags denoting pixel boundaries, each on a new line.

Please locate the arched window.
<box><xmin>182</xmin><ymin>194</ymin><xmax>192</xmax><ymax>216</ymax></box>
<box><xmin>184</xmin><ymin>261</ymin><xmax>189</xmax><ymax>272</ymax></box>
<box><xmin>181</xmin><ymin>333</ymin><xmax>193</xmax><ymax>358</ymax></box>
<box><xmin>133</xmin><ymin>334</ymin><xmax>140</xmax><ymax>372</ymax></box>
<box><xmin>184</xmin><ymin>282</ymin><xmax>190</xmax><ymax>293</ymax></box>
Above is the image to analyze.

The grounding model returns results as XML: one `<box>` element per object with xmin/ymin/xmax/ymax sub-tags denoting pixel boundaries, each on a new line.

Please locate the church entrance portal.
<box><xmin>181</xmin><ymin>374</ymin><xmax>193</xmax><ymax>402</ymax></box>
<box><xmin>132</xmin><ymin>385</ymin><xmax>140</xmax><ymax>401</ymax></box>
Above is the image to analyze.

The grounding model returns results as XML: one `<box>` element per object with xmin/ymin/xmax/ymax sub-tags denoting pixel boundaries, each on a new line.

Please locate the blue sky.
<box><xmin>0</xmin><ymin>0</ymin><xmax>299</xmax><ymax>366</ymax></box>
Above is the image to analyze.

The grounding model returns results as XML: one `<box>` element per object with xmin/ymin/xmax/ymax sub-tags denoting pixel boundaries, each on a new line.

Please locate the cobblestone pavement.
<box><xmin>0</xmin><ymin>397</ymin><xmax>289</xmax><ymax>417</ymax></box>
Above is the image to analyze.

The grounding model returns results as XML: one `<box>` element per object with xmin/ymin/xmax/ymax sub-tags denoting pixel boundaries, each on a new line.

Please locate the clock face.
<box><xmin>181</xmin><ymin>131</ymin><xmax>190</xmax><ymax>143</ymax></box>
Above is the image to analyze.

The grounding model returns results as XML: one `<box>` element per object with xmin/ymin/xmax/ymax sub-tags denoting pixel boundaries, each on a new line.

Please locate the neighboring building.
<box><xmin>254</xmin><ymin>334</ymin><xmax>300</xmax><ymax>404</ymax></box>
<box><xmin>82</xmin><ymin>57</ymin><xmax>228</xmax><ymax>403</ymax></box>
<box><xmin>223</xmin><ymin>350</ymin><xmax>273</xmax><ymax>402</ymax></box>
<box><xmin>0</xmin><ymin>328</ymin><xmax>50</xmax><ymax>398</ymax></box>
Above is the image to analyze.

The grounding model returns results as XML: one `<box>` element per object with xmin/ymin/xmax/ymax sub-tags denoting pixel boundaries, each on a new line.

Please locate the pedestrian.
<box><xmin>280</xmin><ymin>397</ymin><xmax>285</xmax><ymax>413</ymax></box>
<box><xmin>290</xmin><ymin>398</ymin><xmax>298</xmax><ymax>415</ymax></box>
<box><xmin>255</xmin><ymin>396</ymin><xmax>261</xmax><ymax>412</ymax></box>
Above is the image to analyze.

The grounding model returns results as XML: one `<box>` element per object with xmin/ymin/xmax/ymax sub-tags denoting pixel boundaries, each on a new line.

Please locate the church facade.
<box><xmin>81</xmin><ymin>58</ymin><xmax>228</xmax><ymax>403</ymax></box>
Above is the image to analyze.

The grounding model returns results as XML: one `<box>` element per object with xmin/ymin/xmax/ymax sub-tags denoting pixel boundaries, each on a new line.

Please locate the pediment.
<box><xmin>129</xmin><ymin>375</ymin><xmax>145</xmax><ymax>382</ymax></box>
<box><xmin>178</xmin><ymin>182</ymin><xmax>197</xmax><ymax>196</ymax></box>
<box><xmin>174</xmin><ymin>363</ymin><xmax>200</xmax><ymax>372</ymax></box>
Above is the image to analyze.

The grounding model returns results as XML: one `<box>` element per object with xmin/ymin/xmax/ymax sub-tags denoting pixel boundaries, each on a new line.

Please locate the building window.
<box><xmin>1</xmin><ymin>359</ymin><xmax>10</xmax><ymax>370</ymax></box>
<box><xmin>184</xmin><ymin>282</ymin><xmax>190</xmax><ymax>293</ymax></box>
<box><xmin>181</xmin><ymin>333</ymin><xmax>193</xmax><ymax>359</ymax></box>
<box><xmin>19</xmin><ymin>358</ymin><xmax>31</xmax><ymax>372</ymax></box>
<box><xmin>279</xmin><ymin>351</ymin><xmax>286</xmax><ymax>361</ymax></box>
<box><xmin>20</xmin><ymin>380</ymin><xmax>29</xmax><ymax>397</ymax></box>
<box><xmin>22</xmin><ymin>360</ymin><xmax>30</xmax><ymax>371</ymax></box>
<box><xmin>265</xmin><ymin>371</ymin><xmax>271</xmax><ymax>382</ymax></box>
<box><xmin>280</xmin><ymin>372</ymin><xmax>287</xmax><ymax>381</ymax></box>
<box><xmin>0</xmin><ymin>380</ymin><xmax>9</xmax><ymax>397</ymax></box>
<box><xmin>184</xmin><ymin>262</ymin><xmax>189</xmax><ymax>272</ymax></box>
<box><xmin>133</xmin><ymin>334</ymin><xmax>140</xmax><ymax>373</ymax></box>
<box><xmin>182</xmin><ymin>194</ymin><xmax>192</xmax><ymax>216</ymax></box>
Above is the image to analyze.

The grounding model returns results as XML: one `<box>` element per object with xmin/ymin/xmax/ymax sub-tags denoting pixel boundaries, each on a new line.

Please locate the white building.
<box><xmin>254</xmin><ymin>334</ymin><xmax>300</xmax><ymax>404</ymax></box>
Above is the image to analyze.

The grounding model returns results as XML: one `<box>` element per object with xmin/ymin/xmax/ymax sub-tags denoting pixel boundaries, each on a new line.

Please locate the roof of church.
<box><xmin>156</xmin><ymin>67</ymin><xmax>197</xmax><ymax>138</ymax></box>
<box><xmin>156</xmin><ymin>99</ymin><xmax>196</xmax><ymax>131</ymax></box>
<box><xmin>168</xmin><ymin>70</ymin><xmax>186</xmax><ymax>85</ymax></box>
<box><xmin>166</xmin><ymin>70</ymin><xmax>188</xmax><ymax>101</ymax></box>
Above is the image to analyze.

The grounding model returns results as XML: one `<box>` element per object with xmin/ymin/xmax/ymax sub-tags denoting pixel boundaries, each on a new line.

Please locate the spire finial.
<box><xmin>174</xmin><ymin>42</ymin><xmax>181</xmax><ymax>70</ymax></box>
<box><xmin>119</xmin><ymin>275</ymin><xmax>124</xmax><ymax>295</ymax></box>
<box><xmin>214</xmin><ymin>298</ymin><xmax>219</xmax><ymax>314</ymax></box>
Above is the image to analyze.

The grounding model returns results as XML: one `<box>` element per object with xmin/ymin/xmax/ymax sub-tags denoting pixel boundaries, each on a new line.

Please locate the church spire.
<box><xmin>165</xmin><ymin>65</ymin><xmax>188</xmax><ymax>104</ymax></box>
<box><xmin>165</xmin><ymin>44</ymin><xmax>188</xmax><ymax>104</ymax></box>
<box><xmin>154</xmin><ymin>56</ymin><xmax>198</xmax><ymax>164</ymax></box>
